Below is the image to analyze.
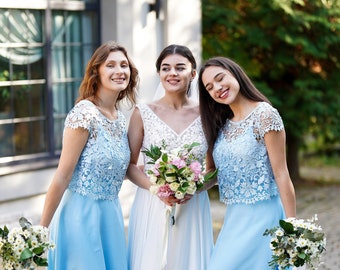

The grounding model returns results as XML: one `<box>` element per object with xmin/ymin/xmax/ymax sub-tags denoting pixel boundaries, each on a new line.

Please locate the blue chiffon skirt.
<box><xmin>48</xmin><ymin>190</ymin><xmax>127</xmax><ymax>270</ymax></box>
<box><xmin>208</xmin><ymin>195</ymin><xmax>287</xmax><ymax>270</ymax></box>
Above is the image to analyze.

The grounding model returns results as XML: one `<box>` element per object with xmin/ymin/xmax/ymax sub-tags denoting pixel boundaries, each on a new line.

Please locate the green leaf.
<box><xmin>204</xmin><ymin>169</ymin><xmax>218</xmax><ymax>181</ymax></box>
<box><xmin>279</xmin><ymin>219</ymin><xmax>295</xmax><ymax>234</ymax></box>
<box><xmin>298</xmin><ymin>252</ymin><xmax>307</xmax><ymax>259</ymax></box>
<box><xmin>33</xmin><ymin>255</ymin><xmax>48</xmax><ymax>267</ymax></box>
<box><xmin>19</xmin><ymin>217</ymin><xmax>32</xmax><ymax>230</ymax></box>
<box><xmin>20</xmin><ymin>248</ymin><xmax>33</xmax><ymax>261</ymax></box>
<box><xmin>185</xmin><ymin>142</ymin><xmax>201</xmax><ymax>152</ymax></box>
<box><xmin>33</xmin><ymin>246</ymin><xmax>45</xmax><ymax>256</ymax></box>
<box><xmin>162</xmin><ymin>153</ymin><xmax>168</xmax><ymax>163</ymax></box>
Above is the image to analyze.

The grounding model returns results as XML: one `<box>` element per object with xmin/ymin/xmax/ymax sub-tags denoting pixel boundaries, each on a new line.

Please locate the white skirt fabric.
<box><xmin>127</xmin><ymin>188</ymin><xmax>213</xmax><ymax>270</ymax></box>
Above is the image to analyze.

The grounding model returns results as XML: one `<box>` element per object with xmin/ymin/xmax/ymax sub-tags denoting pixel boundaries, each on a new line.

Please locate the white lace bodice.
<box><xmin>137</xmin><ymin>103</ymin><xmax>208</xmax><ymax>172</ymax></box>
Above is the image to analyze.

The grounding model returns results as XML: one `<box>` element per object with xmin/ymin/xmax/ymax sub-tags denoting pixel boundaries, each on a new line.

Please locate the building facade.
<box><xmin>0</xmin><ymin>0</ymin><xmax>201</xmax><ymax>225</ymax></box>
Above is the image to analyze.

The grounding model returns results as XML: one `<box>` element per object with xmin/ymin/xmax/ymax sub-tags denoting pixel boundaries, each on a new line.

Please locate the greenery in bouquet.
<box><xmin>0</xmin><ymin>217</ymin><xmax>55</xmax><ymax>270</ymax></box>
<box><xmin>263</xmin><ymin>215</ymin><xmax>326</xmax><ymax>270</ymax></box>
<box><xmin>142</xmin><ymin>140</ymin><xmax>218</xmax><ymax>199</ymax></box>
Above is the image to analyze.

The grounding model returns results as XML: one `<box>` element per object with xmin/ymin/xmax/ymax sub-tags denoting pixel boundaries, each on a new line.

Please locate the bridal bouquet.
<box><xmin>0</xmin><ymin>217</ymin><xmax>55</xmax><ymax>270</ymax></box>
<box><xmin>263</xmin><ymin>215</ymin><xmax>326</xmax><ymax>270</ymax></box>
<box><xmin>143</xmin><ymin>141</ymin><xmax>217</xmax><ymax>200</ymax></box>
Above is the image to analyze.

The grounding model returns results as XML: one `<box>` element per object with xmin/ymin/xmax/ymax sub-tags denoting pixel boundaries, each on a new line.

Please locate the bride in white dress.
<box><xmin>126</xmin><ymin>44</ymin><xmax>214</xmax><ymax>270</ymax></box>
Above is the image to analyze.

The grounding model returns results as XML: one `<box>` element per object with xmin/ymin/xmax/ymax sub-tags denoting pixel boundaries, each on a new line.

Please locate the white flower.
<box><xmin>264</xmin><ymin>215</ymin><xmax>326</xmax><ymax>270</ymax></box>
<box><xmin>175</xmin><ymin>190</ymin><xmax>185</xmax><ymax>199</ymax></box>
<box><xmin>169</xmin><ymin>182</ymin><xmax>180</xmax><ymax>191</ymax></box>
<box><xmin>149</xmin><ymin>185</ymin><xmax>159</xmax><ymax>195</ymax></box>
<box><xmin>0</xmin><ymin>218</ymin><xmax>55</xmax><ymax>269</ymax></box>
<box><xmin>275</xmin><ymin>229</ymin><xmax>284</xmax><ymax>237</ymax></box>
<box><xmin>296</xmin><ymin>238</ymin><xmax>308</xmax><ymax>248</ymax></box>
<box><xmin>186</xmin><ymin>181</ymin><xmax>197</xmax><ymax>195</ymax></box>
<box><xmin>149</xmin><ymin>175</ymin><xmax>158</xmax><ymax>184</ymax></box>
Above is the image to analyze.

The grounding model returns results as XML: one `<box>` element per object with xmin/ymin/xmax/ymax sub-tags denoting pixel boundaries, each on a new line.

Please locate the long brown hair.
<box><xmin>76</xmin><ymin>41</ymin><xmax>139</xmax><ymax>108</ymax></box>
<box><xmin>198</xmin><ymin>56</ymin><xmax>270</xmax><ymax>151</ymax></box>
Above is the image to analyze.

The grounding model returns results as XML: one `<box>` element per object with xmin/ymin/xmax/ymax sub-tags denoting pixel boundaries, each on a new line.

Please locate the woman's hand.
<box><xmin>177</xmin><ymin>194</ymin><xmax>193</xmax><ymax>204</ymax></box>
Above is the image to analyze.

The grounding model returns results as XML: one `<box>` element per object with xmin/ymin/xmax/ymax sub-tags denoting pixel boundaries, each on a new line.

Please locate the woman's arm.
<box><xmin>265</xmin><ymin>129</ymin><xmax>296</xmax><ymax>218</ymax></box>
<box><xmin>126</xmin><ymin>107</ymin><xmax>153</xmax><ymax>190</ymax></box>
<box><xmin>197</xmin><ymin>149</ymin><xmax>218</xmax><ymax>193</ymax></box>
<box><xmin>126</xmin><ymin>107</ymin><xmax>179</xmax><ymax>206</ymax></box>
<box><xmin>40</xmin><ymin>127</ymin><xmax>89</xmax><ymax>227</ymax></box>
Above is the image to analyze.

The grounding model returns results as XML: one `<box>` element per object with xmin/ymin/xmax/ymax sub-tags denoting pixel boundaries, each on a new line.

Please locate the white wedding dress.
<box><xmin>127</xmin><ymin>103</ymin><xmax>214</xmax><ymax>270</ymax></box>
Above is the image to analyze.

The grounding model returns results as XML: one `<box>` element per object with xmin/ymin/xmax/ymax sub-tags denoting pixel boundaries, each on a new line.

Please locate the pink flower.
<box><xmin>171</xmin><ymin>157</ymin><xmax>186</xmax><ymax>169</ymax></box>
<box><xmin>189</xmin><ymin>161</ymin><xmax>202</xmax><ymax>179</ymax></box>
<box><xmin>153</xmin><ymin>163</ymin><xmax>160</xmax><ymax>176</ymax></box>
<box><xmin>157</xmin><ymin>184</ymin><xmax>174</xmax><ymax>198</ymax></box>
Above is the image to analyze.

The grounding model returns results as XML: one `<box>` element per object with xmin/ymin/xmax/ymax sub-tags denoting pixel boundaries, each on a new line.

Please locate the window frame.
<box><xmin>0</xmin><ymin>0</ymin><xmax>100</xmax><ymax>175</ymax></box>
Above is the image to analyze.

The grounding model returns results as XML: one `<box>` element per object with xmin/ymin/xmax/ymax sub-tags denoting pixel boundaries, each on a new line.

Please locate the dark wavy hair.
<box><xmin>198</xmin><ymin>56</ymin><xmax>270</xmax><ymax>151</ymax></box>
<box><xmin>155</xmin><ymin>44</ymin><xmax>196</xmax><ymax>95</ymax></box>
<box><xmin>76</xmin><ymin>40</ymin><xmax>139</xmax><ymax>108</ymax></box>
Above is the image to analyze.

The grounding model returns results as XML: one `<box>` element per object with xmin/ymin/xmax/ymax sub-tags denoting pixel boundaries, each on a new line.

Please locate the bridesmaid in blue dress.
<box><xmin>40</xmin><ymin>41</ymin><xmax>139</xmax><ymax>270</ymax></box>
<box><xmin>198</xmin><ymin>56</ymin><xmax>296</xmax><ymax>270</ymax></box>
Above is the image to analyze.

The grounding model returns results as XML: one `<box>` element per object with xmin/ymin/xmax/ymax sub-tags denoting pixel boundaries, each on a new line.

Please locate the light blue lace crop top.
<box><xmin>65</xmin><ymin>100</ymin><xmax>130</xmax><ymax>201</ymax></box>
<box><xmin>213</xmin><ymin>102</ymin><xmax>283</xmax><ymax>205</ymax></box>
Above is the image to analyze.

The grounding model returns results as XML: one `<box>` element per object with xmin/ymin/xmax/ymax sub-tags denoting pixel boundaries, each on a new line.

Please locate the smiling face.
<box><xmin>98</xmin><ymin>51</ymin><xmax>131</xmax><ymax>93</ymax></box>
<box><xmin>159</xmin><ymin>54</ymin><xmax>195</xmax><ymax>94</ymax></box>
<box><xmin>201</xmin><ymin>66</ymin><xmax>240</xmax><ymax>105</ymax></box>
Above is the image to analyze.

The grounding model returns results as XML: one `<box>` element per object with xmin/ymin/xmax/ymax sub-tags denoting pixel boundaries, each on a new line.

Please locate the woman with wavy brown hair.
<box><xmin>40</xmin><ymin>41</ymin><xmax>139</xmax><ymax>270</ymax></box>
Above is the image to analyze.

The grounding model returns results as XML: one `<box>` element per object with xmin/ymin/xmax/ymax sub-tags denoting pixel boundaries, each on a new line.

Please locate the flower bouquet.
<box><xmin>263</xmin><ymin>215</ymin><xmax>326</xmax><ymax>270</ymax></box>
<box><xmin>143</xmin><ymin>141</ymin><xmax>217</xmax><ymax>201</ymax></box>
<box><xmin>0</xmin><ymin>217</ymin><xmax>55</xmax><ymax>270</ymax></box>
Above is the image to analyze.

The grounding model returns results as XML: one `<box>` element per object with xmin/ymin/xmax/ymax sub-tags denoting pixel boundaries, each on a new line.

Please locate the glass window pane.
<box><xmin>52</xmin><ymin>82</ymin><xmax>79</xmax><ymax>115</ymax></box>
<box><xmin>13</xmin><ymin>84</ymin><xmax>45</xmax><ymax>118</ymax></box>
<box><xmin>14</xmin><ymin>120</ymin><xmax>46</xmax><ymax>155</ymax></box>
<box><xmin>0</xmin><ymin>123</ymin><xmax>14</xmax><ymax>157</ymax></box>
<box><xmin>31</xmin><ymin>84</ymin><xmax>45</xmax><ymax>117</ymax></box>
<box><xmin>13</xmin><ymin>85</ymin><xmax>30</xmax><ymax>118</ymax></box>
<box><xmin>0</xmin><ymin>86</ymin><xmax>11</xmax><ymax>117</ymax></box>
<box><xmin>30</xmin><ymin>58</ymin><xmax>45</xmax><ymax>80</ymax></box>
<box><xmin>31</xmin><ymin>120</ymin><xmax>47</xmax><ymax>153</ymax></box>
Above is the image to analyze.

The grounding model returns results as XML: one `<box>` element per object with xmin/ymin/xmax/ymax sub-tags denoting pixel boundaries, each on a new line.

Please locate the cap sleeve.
<box><xmin>258</xmin><ymin>103</ymin><xmax>284</xmax><ymax>138</ymax></box>
<box><xmin>64</xmin><ymin>100</ymin><xmax>96</xmax><ymax>131</ymax></box>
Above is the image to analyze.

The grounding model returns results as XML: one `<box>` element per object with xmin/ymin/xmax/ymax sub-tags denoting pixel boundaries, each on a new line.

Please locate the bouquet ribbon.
<box><xmin>161</xmin><ymin>204</ymin><xmax>176</xmax><ymax>269</ymax></box>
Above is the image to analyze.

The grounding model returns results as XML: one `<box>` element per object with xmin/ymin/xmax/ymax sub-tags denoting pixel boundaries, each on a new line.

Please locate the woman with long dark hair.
<box><xmin>198</xmin><ymin>56</ymin><xmax>296</xmax><ymax>270</ymax></box>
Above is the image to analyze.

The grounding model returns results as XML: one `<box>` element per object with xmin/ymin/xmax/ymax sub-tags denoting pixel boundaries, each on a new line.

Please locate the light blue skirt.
<box><xmin>208</xmin><ymin>195</ymin><xmax>287</xmax><ymax>270</ymax></box>
<box><xmin>48</xmin><ymin>190</ymin><xmax>127</xmax><ymax>270</ymax></box>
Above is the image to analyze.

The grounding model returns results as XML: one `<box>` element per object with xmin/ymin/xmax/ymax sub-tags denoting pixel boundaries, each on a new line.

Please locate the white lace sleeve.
<box><xmin>258</xmin><ymin>103</ymin><xmax>284</xmax><ymax>138</ymax></box>
<box><xmin>64</xmin><ymin>100</ymin><xmax>95</xmax><ymax>131</ymax></box>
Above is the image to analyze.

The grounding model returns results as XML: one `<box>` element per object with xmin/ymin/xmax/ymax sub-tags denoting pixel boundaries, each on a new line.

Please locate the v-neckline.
<box><xmin>144</xmin><ymin>104</ymin><xmax>200</xmax><ymax>136</ymax></box>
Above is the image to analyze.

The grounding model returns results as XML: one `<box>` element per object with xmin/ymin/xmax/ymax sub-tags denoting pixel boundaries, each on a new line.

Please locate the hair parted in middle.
<box><xmin>76</xmin><ymin>40</ymin><xmax>139</xmax><ymax>108</ymax></box>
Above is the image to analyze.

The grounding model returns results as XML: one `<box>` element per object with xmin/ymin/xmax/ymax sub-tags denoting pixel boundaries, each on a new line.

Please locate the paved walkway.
<box><xmin>1</xmin><ymin>182</ymin><xmax>339</xmax><ymax>269</ymax></box>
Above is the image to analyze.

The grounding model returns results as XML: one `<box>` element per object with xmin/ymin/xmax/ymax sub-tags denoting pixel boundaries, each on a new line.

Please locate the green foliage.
<box><xmin>263</xmin><ymin>216</ymin><xmax>326</xmax><ymax>269</ymax></box>
<box><xmin>202</xmin><ymin>0</ymin><xmax>340</xmax><ymax>154</ymax></box>
<box><xmin>0</xmin><ymin>217</ymin><xmax>54</xmax><ymax>269</ymax></box>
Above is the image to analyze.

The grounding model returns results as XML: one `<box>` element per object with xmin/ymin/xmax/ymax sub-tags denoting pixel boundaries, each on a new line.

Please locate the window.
<box><xmin>0</xmin><ymin>0</ymin><xmax>99</xmax><ymax>172</ymax></box>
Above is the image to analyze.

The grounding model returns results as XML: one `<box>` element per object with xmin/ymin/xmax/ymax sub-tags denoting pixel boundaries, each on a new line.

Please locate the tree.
<box><xmin>202</xmin><ymin>0</ymin><xmax>340</xmax><ymax>181</ymax></box>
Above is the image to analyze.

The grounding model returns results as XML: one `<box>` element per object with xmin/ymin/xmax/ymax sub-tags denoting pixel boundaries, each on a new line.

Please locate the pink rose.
<box><xmin>189</xmin><ymin>161</ymin><xmax>202</xmax><ymax>178</ymax></box>
<box><xmin>153</xmin><ymin>163</ymin><xmax>160</xmax><ymax>176</ymax></box>
<box><xmin>157</xmin><ymin>184</ymin><xmax>174</xmax><ymax>198</ymax></box>
<box><xmin>171</xmin><ymin>158</ymin><xmax>186</xmax><ymax>169</ymax></box>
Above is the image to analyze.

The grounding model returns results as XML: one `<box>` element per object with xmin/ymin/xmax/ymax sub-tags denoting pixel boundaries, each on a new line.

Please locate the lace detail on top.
<box><xmin>137</xmin><ymin>103</ymin><xmax>208</xmax><ymax>172</ymax></box>
<box><xmin>213</xmin><ymin>102</ymin><xmax>284</xmax><ymax>205</ymax></box>
<box><xmin>65</xmin><ymin>100</ymin><xmax>130</xmax><ymax>201</ymax></box>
